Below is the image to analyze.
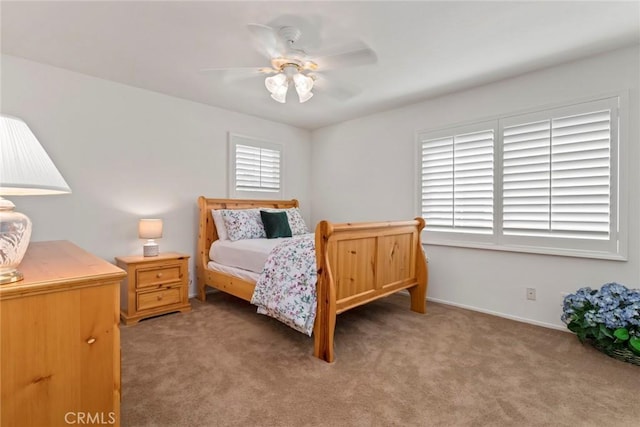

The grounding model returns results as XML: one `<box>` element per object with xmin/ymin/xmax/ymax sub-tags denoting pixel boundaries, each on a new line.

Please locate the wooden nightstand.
<box><xmin>115</xmin><ymin>252</ymin><xmax>191</xmax><ymax>325</ymax></box>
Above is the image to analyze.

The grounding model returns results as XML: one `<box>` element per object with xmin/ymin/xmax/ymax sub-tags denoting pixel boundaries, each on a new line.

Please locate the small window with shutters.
<box><xmin>228</xmin><ymin>133</ymin><xmax>283</xmax><ymax>199</ymax></box>
<box><xmin>419</xmin><ymin>121</ymin><xmax>496</xmax><ymax>244</ymax></box>
<box><xmin>417</xmin><ymin>95</ymin><xmax>624</xmax><ymax>259</ymax></box>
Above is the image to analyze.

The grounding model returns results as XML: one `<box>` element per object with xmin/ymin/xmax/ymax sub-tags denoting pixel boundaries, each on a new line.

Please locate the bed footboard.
<box><xmin>314</xmin><ymin>218</ymin><xmax>428</xmax><ymax>362</ymax></box>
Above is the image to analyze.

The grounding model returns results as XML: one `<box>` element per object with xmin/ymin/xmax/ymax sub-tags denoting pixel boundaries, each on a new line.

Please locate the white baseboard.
<box><xmin>426</xmin><ymin>296</ymin><xmax>567</xmax><ymax>332</ymax></box>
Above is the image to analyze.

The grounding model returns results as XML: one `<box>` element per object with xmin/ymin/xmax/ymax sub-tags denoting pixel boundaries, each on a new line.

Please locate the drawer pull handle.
<box><xmin>179</xmin><ymin>274</ymin><xmax>183</xmax><ymax>278</ymax></box>
<box><xmin>87</xmin><ymin>337</ymin><xmax>96</xmax><ymax>345</ymax></box>
<box><xmin>156</xmin><ymin>273</ymin><xmax>163</xmax><ymax>278</ymax></box>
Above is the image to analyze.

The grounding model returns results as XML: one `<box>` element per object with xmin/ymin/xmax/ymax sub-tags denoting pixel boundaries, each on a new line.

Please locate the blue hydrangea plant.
<box><xmin>562</xmin><ymin>282</ymin><xmax>640</xmax><ymax>355</ymax></box>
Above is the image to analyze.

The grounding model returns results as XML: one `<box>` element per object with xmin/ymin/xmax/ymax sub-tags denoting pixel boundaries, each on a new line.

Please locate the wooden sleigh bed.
<box><xmin>196</xmin><ymin>197</ymin><xmax>428</xmax><ymax>362</ymax></box>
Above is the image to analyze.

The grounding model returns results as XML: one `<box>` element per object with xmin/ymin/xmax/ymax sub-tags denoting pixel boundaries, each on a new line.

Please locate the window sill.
<box><xmin>422</xmin><ymin>238</ymin><xmax>627</xmax><ymax>261</ymax></box>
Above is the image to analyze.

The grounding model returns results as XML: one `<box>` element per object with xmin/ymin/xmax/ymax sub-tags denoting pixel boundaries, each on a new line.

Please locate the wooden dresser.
<box><xmin>0</xmin><ymin>241</ymin><xmax>125</xmax><ymax>427</ymax></box>
<box><xmin>115</xmin><ymin>252</ymin><xmax>191</xmax><ymax>325</ymax></box>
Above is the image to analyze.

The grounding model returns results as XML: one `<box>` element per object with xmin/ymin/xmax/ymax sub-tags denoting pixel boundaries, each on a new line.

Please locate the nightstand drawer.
<box><xmin>137</xmin><ymin>287</ymin><xmax>181</xmax><ymax>311</ymax></box>
<box><xmin>137</xmin><ymin>265</ymin><xmax>182</xmax><ymax>289</ymax></box>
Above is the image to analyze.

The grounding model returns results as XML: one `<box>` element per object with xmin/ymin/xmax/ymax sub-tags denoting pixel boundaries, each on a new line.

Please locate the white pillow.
<box><xmin>212</xmin><ymin>209</ymin><xmax>229</xmax><ymax>240</ymax></box>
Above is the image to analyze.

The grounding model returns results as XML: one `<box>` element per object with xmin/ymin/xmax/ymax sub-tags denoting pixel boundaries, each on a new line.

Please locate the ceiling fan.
<box><xmin>202</xmin><ymin>23</ymin><xmax>377</xmax><ymax>103</ymax></box>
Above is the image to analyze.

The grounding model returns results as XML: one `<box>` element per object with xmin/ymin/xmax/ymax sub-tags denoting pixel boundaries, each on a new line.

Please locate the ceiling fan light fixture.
<box><xmin>209</xmin><ymin>24</ymin><xmax>378</xmax><ymax>106</ymax></box>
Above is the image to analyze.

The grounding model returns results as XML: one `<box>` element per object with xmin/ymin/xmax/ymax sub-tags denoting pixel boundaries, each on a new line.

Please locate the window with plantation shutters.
<box><xmin>502</xmin><ymin>103</ymin><xmax>614</xmax><ymax>241</ymax></box>
<box><xmin>235</xmin><ymin>144</ymin><xmax>280</xmax><ymax>192</ymax></box>
<box><xmin>229</xmin><ymin>134</ymin><xmax>283</xmax><ymax>199</ymax></box>
<box><xmin>417</xmin><ymin>95</ymin><xmax>625</xmax><ymax>259</ymax></box>
<box><xmin>420</xmin><ymin>124</ymin><xmax>495</xmax><ymax>235</ymax></box>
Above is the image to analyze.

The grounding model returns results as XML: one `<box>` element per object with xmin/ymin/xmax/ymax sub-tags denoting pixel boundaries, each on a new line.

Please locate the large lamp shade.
<box><xmin>0</xmin><ymin>114</ymin><xmax>71</xmax><ymax>284</ymax></box>
<box><xmin>1</xmin><ymin>115</ymin><xmax>71</xmax><ymax>195</ymax></box>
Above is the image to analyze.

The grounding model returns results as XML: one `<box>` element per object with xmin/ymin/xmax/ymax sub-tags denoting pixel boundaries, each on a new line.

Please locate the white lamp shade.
<box><xmin>0</xmin><ymin>115</ymin><xmax>71</xmax><ymax>195</ymax></box>
<box><xmin>270</xmin><ymin>85</ymin><xmax>288</xmax><ymax>103</ymax></box>
<box><xmin>138</xmin><ymin>219</ymin><xmax>163</xmax><ymax>239</ymax></box>
<box><xmin>293</xmin><ymin>73</ymin><xmax>314</xmax><ymax>96</ymax></box>
<box><xmin>265</xmin><ymin>73</ymin><xmax>288</xmax><ymax>94</ymax></box>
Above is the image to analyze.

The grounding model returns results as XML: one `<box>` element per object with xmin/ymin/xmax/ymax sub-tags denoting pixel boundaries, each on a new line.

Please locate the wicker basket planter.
<box><xmin>562</xmin><ymin>283</ymin><xmax>640</xmax><ymax>367</ymax></box>
<box><xmin>591</xmin><ymin>342</ymin><xmax>640</xmax><ymax>366</ymax></box>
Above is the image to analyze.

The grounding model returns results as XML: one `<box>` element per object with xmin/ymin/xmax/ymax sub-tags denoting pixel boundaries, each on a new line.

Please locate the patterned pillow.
<box><xmin>285</xmin><ymin>208</ymin><xmax>309</xmax><ymax>235</ymax></box>
<box><xmin>220</xmin><ymin>209</ymin><xmax>266</xmax><ymax>241</ymax></box>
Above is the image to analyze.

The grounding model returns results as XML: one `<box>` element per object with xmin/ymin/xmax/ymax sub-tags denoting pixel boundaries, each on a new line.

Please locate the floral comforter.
<box><xmin>250</xmin><ymin>233</ymin><xmax>317</xmax><ymax>336</ymax></box>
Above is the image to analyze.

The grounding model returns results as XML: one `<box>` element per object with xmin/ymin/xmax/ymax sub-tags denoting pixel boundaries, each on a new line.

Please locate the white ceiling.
<box><xmin>2</xmin><ymin>1</ymin><xmax>639</xmax><ymax>130</ymax></box>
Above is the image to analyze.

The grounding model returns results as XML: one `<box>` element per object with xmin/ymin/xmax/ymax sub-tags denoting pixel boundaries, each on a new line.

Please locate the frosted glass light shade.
<box><xmin>264</xmin><ymin>73</ymin><xmax>288</xmax><ymax>94</ymax></box>
<box><xmin>0</xmin><ymin>115</ymin><xmax>71</xmax><ymax>195</ymax></box>
<box><xmin>0</xmin><ymin>115</ymin><xmax>71</xmax><ymax>284</ymax></box>
<box><xmin>270</xmin><ymin>85</ymin><xmax>288</xmax><ymax>103</ymax></box>
<box><xmin>265</xmin><ymin>73</ymin><xmax>290</xmax><ymax>103</ymax></box>
<box><xmin>139</xmin><ymin>219</ymin><xmax>163</xmax><ymax>257</ymax></box>
<box><xmin>293</xmin><ymin>73</ymin><xmax>314</xmax><ymax>103</ymax></box>
<box><xmin>293</xmin><ymin>73</ymin><xmax>314</xmax><ymax>95</ymax></box>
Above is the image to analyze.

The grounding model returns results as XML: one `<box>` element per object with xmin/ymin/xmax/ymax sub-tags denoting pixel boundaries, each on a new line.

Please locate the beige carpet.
<box><xmin>121</xmin><ymin>292</ymin><xmax>640</xmax><ymax>427</ymax></box>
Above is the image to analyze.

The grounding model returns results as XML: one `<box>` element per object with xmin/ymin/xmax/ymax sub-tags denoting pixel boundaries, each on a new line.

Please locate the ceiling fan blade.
<box><xmin>312</xmin><ymin>73</ymin><xmax>362</xmax><ymax>100</ymax></box>
<box><xmin>200</xmin><ymin>66</ymin><xmax>274</xmax><ymax>73</ymax></box>
<box><xmin>247</xmin><ymin>23</ymin><xmax>285</xmax><ymax>59</ymax></box>
<box><xmin>311</xmin><ymin>41</ymin><xmax>377</xmax><ymax>71</ymax></box>
<box><xmin>200</xmin><ymin>67</ymin><xmax>275</xmax><ymax>84</ymax></box>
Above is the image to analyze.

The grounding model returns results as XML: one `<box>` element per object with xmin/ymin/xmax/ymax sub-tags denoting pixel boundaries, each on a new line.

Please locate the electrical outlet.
<box><xmin>526</xmin><ymin>288</ymin><xmax>536</xmax><ymax>301</ymax></box>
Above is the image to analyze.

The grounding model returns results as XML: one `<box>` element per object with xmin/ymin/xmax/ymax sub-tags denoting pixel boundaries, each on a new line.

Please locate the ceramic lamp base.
<box><xmin>143</xmin><ymin>241</ymin><xmax>159</xmax><ymax>257</ymax></box>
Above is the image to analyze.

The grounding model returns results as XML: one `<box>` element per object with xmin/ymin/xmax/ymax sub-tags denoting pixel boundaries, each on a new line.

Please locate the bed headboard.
<box><xmin>196</xmin><ymin>196</ymin><xmax>299</xmax><ymax>267</ymax></box>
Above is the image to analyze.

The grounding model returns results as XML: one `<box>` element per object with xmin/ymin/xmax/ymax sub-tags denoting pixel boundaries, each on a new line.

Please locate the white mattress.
<box><xmin>209</xmin><ymin>238</ymin><xmax>284</xmax><ymax>273</ymax></box>
<box><xmin>207</xmin><ymin>261</ymin><xmax>260</xmax><ymax>282</ymax></box>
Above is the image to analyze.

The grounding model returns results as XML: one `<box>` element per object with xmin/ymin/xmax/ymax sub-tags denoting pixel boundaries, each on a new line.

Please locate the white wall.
<box><xmin>310</xmin><ymin>45</ymin><xmax>640</xmax><ymax>329</ymax></box>
<box><xmin>1</xmin><ymin>55</ymin><xmax>312</xmax><ymax>296</ymax></box>
<box><xmin>3</xmin><ymin>46</ymin><xmax>638</xmax><ymax>329</ymax></box>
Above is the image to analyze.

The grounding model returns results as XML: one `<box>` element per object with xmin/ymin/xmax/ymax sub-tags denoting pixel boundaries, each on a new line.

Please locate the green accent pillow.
<box><xmin>260</xmin><ymin>210</ymin><xmax>292</xmax><ymax>239</ymax></box>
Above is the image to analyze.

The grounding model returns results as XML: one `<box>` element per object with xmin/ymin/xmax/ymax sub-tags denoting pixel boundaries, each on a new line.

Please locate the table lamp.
<box><xmin>0</xmin><ymin>114</ymin><xmax>71</xmax><ymax>284</ymax></box>
<box><xmin>139</xmin><ymin>219</ymin><xmax>163</xmax><ymax>256</ymax></box>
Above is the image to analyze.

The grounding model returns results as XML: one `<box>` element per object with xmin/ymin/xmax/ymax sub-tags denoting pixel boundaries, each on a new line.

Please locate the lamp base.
<box><xmin>0</xmin><ymin>197</ymin><xmax>32</xmax><ymax>285</ymax></box>
<box><xmin>143</xmin><ymin>241</ymin><xmax>159</xmax><ymax>257</ymax></box>
<box><xmin>0</xmin><ymin>270</ymin><xmax>24</xmax><ymax>285</ymax></box>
